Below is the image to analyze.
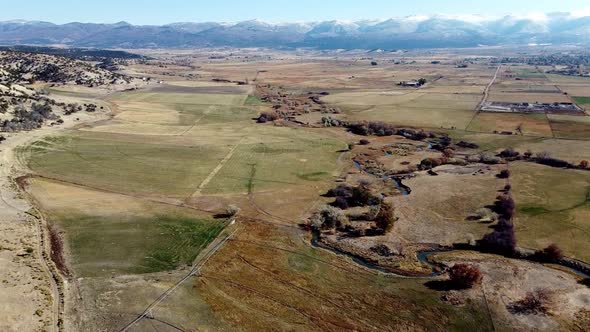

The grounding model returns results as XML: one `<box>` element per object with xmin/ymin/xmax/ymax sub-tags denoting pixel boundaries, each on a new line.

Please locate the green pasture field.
<box><xmin>203</xmin><ymin>130</ymin><xmax>343</xmax><ymax>194</ymax></box>
<box><xmin>21</xmin><ymin>133</ymin><xmax>231</xmax><ymax>198</ymax></box>
<box><xmin>53</xmin><ymin>210</ymin><xmax>226</xmax><ymax>277</ymax></box>
<box><xmin>573</xmin><ymin>96</ymin><xmax>590</xmax><ymax>105</ymax></box>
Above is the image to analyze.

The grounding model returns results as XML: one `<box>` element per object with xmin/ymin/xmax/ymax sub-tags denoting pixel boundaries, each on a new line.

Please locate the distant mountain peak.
<box><xmin>0</xmin><ymin>13</ymin><xmax>589</xmax><ymax>49</ymax></box>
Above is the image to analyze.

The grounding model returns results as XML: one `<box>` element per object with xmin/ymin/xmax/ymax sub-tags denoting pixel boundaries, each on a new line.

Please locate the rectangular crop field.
<box><xmin>114</xmin><ymin>91</ymin><xmax>248</xmax><ymax>105</ymax></box>
<box><xmin>467</xmin><ymin>112</ymin><xmax>552</xmax><ymax>137</ymax></box>
<box><xmin>548</xmin><ymin>114</ymin><xmax>590</xmax><ymax>139</ymax></box>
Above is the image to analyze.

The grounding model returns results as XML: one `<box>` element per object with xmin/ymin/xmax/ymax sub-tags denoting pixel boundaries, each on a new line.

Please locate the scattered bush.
<box><xmin>499</xmin><ymin>147</ymin><xmax>519</xmax><ymax>158</ymax></box>
<box><xmin>224</xmin><ymin>204</ymin><xmax>241</xmax><ymax>217</ymax></box>
<box><xmin>370</xmin><ymin>244</ymin><xmax>393</xmax><ymax>256</ymax></box>
<box><xmin>448</xmin><ymin>264</ymin><xmax>483</xmax><ymax>289</ymax></box>
<box><xmin>419</xmin><ymin>157</ymin><xmax>448</xmax><ymax>170</ymax></box>
<box><xmin>457</xmin><ymin>141</ymin><xmax>479</xmax><ymax>149</ymax></box>
<box><xmin>508</xmin><ymin>289</ymin><xmax>553</xmax><ymax>315</ymax></box>
<box><xmin>359</xmin><ymin>139</ymin><xmax>370</xmax><ymax>145</ymax></box>
<box><xmin>580</xmin><ymin>160</ymin><xmax>589</xmax><ymax>169</ymax></box>
<box><xmin>534</xmin><ymin>244</ymin><xmax>563</xmax><ymax>262</ymax></box>
<box><xmin>497</xmin><ymin>169</ymin><xmax>511</xmax><ymax>179</ymax></box>
<box><xmin>257</xmin><ymin>111</ymin><xmax>279</xmax><ymax>123</ymax></box>
<box><xmin>479</xmin><ymin>153</ymin><xmax>502</xmax><ymax>164</ymax></box>
<box><xmin>321</xmin><ymin>116</ymin><xmax>343</xmax><ymax>127</ymax></box>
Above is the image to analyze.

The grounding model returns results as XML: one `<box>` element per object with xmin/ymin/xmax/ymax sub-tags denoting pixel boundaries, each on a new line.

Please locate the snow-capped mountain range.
<box><xmin>1</xmin><ymin>13</ymin><xmax>590</xmax><ymax>49</ymax></box>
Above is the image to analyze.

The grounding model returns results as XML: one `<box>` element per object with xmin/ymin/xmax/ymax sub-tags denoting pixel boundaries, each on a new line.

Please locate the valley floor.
<box><xmin>3</xmin><ymin>49</ymin><xmax>590</xmax><ymax>331</ymax></box>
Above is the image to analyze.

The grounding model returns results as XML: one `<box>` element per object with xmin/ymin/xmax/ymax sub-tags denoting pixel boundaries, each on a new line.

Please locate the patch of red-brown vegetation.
<box><xmin>48</xmin><ymin>224</ymin><xmax>70</xmax><ymax>276</ymax></box>
<box><xmin>15</xmin><ymin>175</ymin><xmax>30</xmax><ymax>190</ymax></box>
<box><xmin>197</xmin><ymin>221</ymin><xmax>454</xmax><ymax>331</ymax></box>
<box><xmin>448</xmin><ymin>264</ymin><xmax>483</xmax><ymax>289</ymax></box>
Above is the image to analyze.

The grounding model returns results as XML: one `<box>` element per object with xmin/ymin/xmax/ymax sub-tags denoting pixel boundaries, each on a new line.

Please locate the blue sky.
<box><xmin>2</xmin><ymin>0</ymin><xmax>590</xmax><ymax>24</ymax></box>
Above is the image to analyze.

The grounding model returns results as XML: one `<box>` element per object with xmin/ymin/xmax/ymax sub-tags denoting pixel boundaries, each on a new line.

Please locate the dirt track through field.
<box><xmin>478</xmin><ymin>65</ymin><xmax>501</xmax><ymax>111</ymax></box>
<box><xmin>191</xmin><ymin>137</ymin><xmax>245</xmax><ymax>197</ymax></box>
<box><xmin>119</xmin><ymin>227</ymin><xmax>239</xmax><ymax>332</ymax></box>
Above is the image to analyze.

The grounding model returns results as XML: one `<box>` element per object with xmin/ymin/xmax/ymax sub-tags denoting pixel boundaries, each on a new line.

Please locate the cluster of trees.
<box><xmin>327</xmin><ymin>182</ymin><xmax>381</xmax><ymax>210</ymax></box>
<box><xmin>346</xmin><ymin>121</ymin><xmax>431</xmax><ymax>140</ymax></box>
<box><xmin>0</xmin><ymin>91</ymin><xmax>101</xmax><ymax>132</ymax></box>
<box><xmin>63</xmin><ymin>103</ymin><xmax>98</xmax><ymax>115</ymax></box>
<box><xmin>478</xmin><ymin>180</ymin><xmax>518</xmax><ymax>255</ymax></box>
<box><xmin>312</xmin><ymin>181</ymin><xmax>397</xmax><ymax>236</ymax></box>
<box><xmin>498</xmin><ymin>148</ymin><xmax>589</xmax><ymax>170</ymax></box>
<box><xmin>309</xmin><ymin>205</ymin><xmax>349</xmax><ymax>230</ymax></box>
<box><xmin>467</xmin><ymin>152</ymin><xmax>502</xmax><ymax>165</ymax></box>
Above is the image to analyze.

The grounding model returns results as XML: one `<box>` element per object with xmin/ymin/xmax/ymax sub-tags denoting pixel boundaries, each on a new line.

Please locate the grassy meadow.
<box><xmin>511</xmin><ymin>162</ymin><xmax>590</xmax><ymax>262</ymax></box>
<box><xmin>22</xmin><ymin>91</ymin><xmax>345</xmax><ymax>199</ymax></box>
<box><xmin>27</xmin><ymin>178</ymin><xmax>227</xmax><ymax>277</ymax></box>
<box><xmin>20</xmin><ymin>88</ymin><xmax>344</xmax><ymax>285</ymax></box>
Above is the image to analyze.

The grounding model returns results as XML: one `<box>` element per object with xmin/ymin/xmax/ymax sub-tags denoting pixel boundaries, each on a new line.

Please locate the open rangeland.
<box><xmin>7</xmin><ymin>49</ymin><xmax>590</xmax><ymax>332</ymax></box>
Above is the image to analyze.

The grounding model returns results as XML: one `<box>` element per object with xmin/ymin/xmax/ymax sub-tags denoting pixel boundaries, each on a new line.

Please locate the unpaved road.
<box><xmin>477</xmin><ymin>65</ymin><xmax>501</xmax><ymax>111</ymax></box>
<box><xmin>119</xmin><ymin>226</ymin><xmax>240</xmax><ymax>332</ymax></box>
